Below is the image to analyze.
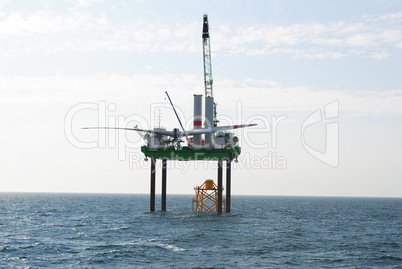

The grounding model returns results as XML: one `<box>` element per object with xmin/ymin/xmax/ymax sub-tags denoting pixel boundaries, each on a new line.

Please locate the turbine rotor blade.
<box><xmin>183</xmin><ymin>123</ymin><xmax>257</xmax><ymax>136</ymax></box>
<box><xmin>82</xmin><ymin>127</ymin><xmax>175</xmax><ymax>137</ymax></box>
<box><xmin>83</xmin><ymin>123</ymin><xmax>256</xmax><ymax>138</ymax></box>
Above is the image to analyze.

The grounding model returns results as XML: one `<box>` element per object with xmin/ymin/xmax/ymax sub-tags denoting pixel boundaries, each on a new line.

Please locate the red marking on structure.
<box><xmin>233</xmin><ymin>125</ymin><xmax>241</xmax><ymax>129</ymax></box>
<box><xmin>194</xmin><ymin>120</ymin><xmax>202</xmax><ymax>126</ymax></box>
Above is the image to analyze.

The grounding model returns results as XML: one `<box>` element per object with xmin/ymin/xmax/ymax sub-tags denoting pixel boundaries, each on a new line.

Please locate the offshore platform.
<box><xmin>141</xmin><ymin>15</ymin><xmax>255</xmax><ymax>213</ymax></box>
<box><xmin>85</xmin><ymin>15</ymin><xmax>255</xmax><ymax>213</ymax></box>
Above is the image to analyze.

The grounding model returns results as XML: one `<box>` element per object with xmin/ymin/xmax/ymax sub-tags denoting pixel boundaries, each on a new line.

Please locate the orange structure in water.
<box><xmin>192</xmin><ymin>180</ymin><xmax>225</xmax><ymax>212</ymax></box>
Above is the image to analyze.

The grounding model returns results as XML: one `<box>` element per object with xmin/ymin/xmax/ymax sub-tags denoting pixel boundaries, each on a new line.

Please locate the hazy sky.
<box><xmin>1</xmin><ymin>0</ymin><xmax>401</xmax><ymax>197</ymax></box>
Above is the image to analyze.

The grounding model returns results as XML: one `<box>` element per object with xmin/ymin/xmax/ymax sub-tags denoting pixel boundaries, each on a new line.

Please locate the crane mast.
<box><xmin>202</xmin><ymin>14</ymin><xmax>218</xmax><ymax>127</ymax></box>
<box><xmin>202</xmin><ymin>14</ymin><xmax>213</xmax><ymax>98</ymax></box>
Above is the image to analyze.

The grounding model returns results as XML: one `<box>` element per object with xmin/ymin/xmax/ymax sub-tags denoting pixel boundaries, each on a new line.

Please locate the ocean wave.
<box><xmin>157</xmin><ymin>243</ymin><xmax>188</xmax><ymax>252</ymax></box>
<box><xmin>110</xmin><ymin>226</ymin><xmax>129</xmax><ymax>230</ymax></box>
<box><xmin>380</xmin><ymin>255</ymin><xmax>402</xmax><ymax>261</ymax></box>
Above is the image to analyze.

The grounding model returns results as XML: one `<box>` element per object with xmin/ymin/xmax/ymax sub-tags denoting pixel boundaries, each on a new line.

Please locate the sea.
<box><xmin>0</xmin><ymin>193</ymin><xmax>401</xmax><ymax>268</ymax></box>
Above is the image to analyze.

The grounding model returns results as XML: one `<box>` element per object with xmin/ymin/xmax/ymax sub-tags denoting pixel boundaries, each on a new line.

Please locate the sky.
<box><xmin>0</xmin><ymin>0</ymin><xmax>401</xmax><ymax>197</ymax></box>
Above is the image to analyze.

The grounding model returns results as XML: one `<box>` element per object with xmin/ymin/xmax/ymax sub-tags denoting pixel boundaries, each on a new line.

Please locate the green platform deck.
<box><xmin>141</xmin><ymin>146</ymin><xmax>241</xmax><ymax>160</ymax></box>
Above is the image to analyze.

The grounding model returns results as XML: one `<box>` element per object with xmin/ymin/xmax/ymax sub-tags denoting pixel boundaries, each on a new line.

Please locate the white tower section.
<box><xmin>193</xmin><ymin>94</ymin><xmax>203</xmax><ymax>148</ymax></box>
<box><xmin>204</xmin><ymin>96</ymin><xmax>214</xmax><ymax>149</ymax></box>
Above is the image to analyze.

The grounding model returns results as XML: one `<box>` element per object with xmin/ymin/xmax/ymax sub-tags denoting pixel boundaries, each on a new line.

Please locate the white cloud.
<box><xmin>369</xmin><ymin>52</ymin><xmax>391</xmax><ymax>60</ymax></box>
<box><xmin>1</xmin><ymin>74</ymin><xmax>401</xmax><ymax>116</ymax></box>
<box><xmin>213</xmin><ymin>17</ymin><xmax>402</xmax><ymax>59</ymax></box>
<box><xmin>75</xmin><ymin>0</ymin><xmax>104</xmax><ymax>8</ymax></box>
<box><xmin>365</xmin><ymin>12</ymin><xmax>402</xmax><ymax>22</ymax></box>
<box><xmin>0</xmin><ymin>9</ymin><xmax>200</xmax><ymax>56</ymax></box>
<box><xmin>216</xmin><ymin>80</ymin><xmax>402</xmax><ymax>116</ymax></box>
<box><xmin>0</xmin><ymin>7</ymin><xmax>401</xmax><ymax>59</ymax></box>
<box><xmin>312</xmin><ymin>38</ymin><xmax>343</xmax><ymax>46</ymax></box>
<box><xmin>296</xmin><ymin>50</ymin><xmax>345</xmax><ymax>60</ymax></box>
<box><xmin>346</xmin><ymin>34</ymin><xmax>373</xmax><ymax>47</ymax></box>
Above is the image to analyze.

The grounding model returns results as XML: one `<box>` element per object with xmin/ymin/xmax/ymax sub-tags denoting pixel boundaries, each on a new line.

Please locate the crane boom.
<box><xmin>202</xmin><ymin>14</ymin><xmax>213</xmax><ymax>98</ymax></box>
<box><xmin>202</xmin><ymin>14</ymin><xmax>218</xmax><ymax>128</ymax></box>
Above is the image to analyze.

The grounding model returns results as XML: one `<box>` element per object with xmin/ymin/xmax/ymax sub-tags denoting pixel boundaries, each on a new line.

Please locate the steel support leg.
<box><xmin>217</xmin><ymin>159</ymin><xmax>223</xmax><ymax>214</ymax></box>
<box><xmin>150</xmin><ymin>158</ymin><xmax>156</xmax><ymax>212</ymax></box>
<box><xmin>162</xmin><ymin>159</ymin><xmax>167</xmax><ymax>211</ymax></box>
<box><xmin>226</xmin><ymin>160</ymin><xmax>231</xmax><ymax>213</ymax></box>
